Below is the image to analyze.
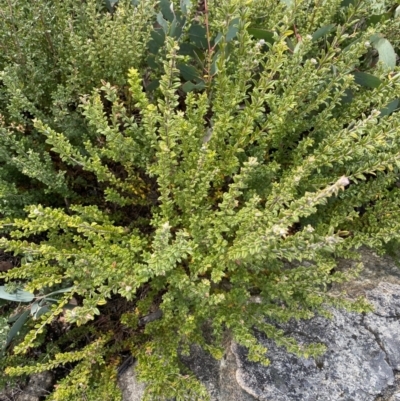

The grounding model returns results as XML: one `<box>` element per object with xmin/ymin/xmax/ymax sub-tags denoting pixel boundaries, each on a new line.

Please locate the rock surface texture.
<box><xmin>119</xmin><ymin>248</ymin><xmax>400</xmax><ymax>400</ymax></box>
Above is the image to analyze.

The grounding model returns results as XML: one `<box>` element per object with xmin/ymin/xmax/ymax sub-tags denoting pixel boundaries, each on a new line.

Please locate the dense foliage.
<box><xmin>0</xmin><ymin>0</ymin><xmax>400</xmax><ymax>399</ymax></box>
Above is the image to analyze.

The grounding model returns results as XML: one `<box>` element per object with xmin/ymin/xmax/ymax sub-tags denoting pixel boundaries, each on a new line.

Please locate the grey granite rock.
<box><xmin>232</xmin><ymin>248</ymin><xmax>400</xmax><ymax>401</ymax></box>
<box><xmin>233</xmin><ymin>306</ymin><xmax>395</xmax><ymax>401</ymax></box>
<box><xmin>119</xmin><ymin>248</ymin><xmax>400</xmax><ymax>401</ymax></box>
<box><xmin>15</xmin><ymin>371</ymin><xmax>53</xmax><ymax>401</ymax></box>
<box><xmin>179</xmin><ymin>342</ymin><xmax>257</xmax><ymax>401</ymax></box>
<box><xmin>118</xmin><ymin>361</ymin><xmax>146</xmax><ymax>401</ymax></box>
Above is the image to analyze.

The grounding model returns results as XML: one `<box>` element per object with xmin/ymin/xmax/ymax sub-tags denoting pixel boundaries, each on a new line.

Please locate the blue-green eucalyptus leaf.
<box><xmin>179</xmin><ymin>43</ymin><xmax>198</xmax><ymax>57</ymax></box>
<box><xmin>180</xmin><ymin>0</ymin><xmax>191</xmax><ymax>16</ymax></box>
<box><xmin>0</xmin><ymin>286</ymin><xmax>34</xmax><ymax>302</ymax></box>
<box><xmin>104</xmin><ymin>0</ymin><xmax>119</xmax><ymax>13</ymax></box>
<box><xmin>63</xmin><ymin>303</ymin><xmax>79</xmax><ymax>311</ymax></box>
<box><xmin>312</xmin><ymin>25</ymin><xmax>335</xmax><ymax>41</ymax></box>
<box><xmin>157</xmin><ymin>12</ymin><xmax>169</xmax><ymax>34</ymax></box>
<box><xmin>367</xmin><ymin>13</ymin><xmax>391</xmax><ymax>26</ymax></box>
<box><xmin>35</xmin><ymin>306</ymin><xmax>50</xmax><ymax>319</ymax></box>
<box><xmin>4</xmin><ymin>309</ymin><xmax>30</xmax><ymax>349</ymax></box>
<box><xmin>371</xmin><ymin>38</ymin><xmax>397</xmax><ymax>70</ymax></box>
<box><xmin>151</xmin><ymin>29</ymin><xmax>166</xmax><ymax>47</ymax></box>
<box><xmin>247</xmin><ymin>28</ymin><xmax>274</xmax><ymax>44</ymax></box>
<box><xmin>160</xmin><ymin>0</ymin><xmax>175</xmax><ymax>22</ymax></box>
<box><xmin>41</xmin><ymin>286</ymin><xmax>75</xmax><ymax>299</ymax></box>
<box><xmin>30</xmin><ymin>300</ymin><xmax>48</xmax><ymax>319</ymax></box>
<box><xmin>30</xmin><ymin>301</ymin><xmax>40</xmax><ymax>315</ymax></box>
<box><xmin>177</xmin><ymin>63</ymin><xmax>202</xmax><ymax>82</ymax></box>
<box><xmin>170</xmin><ymin>16</ymin><xmax>184</xmax><ymax>39</ymax></box>
<box><xmin>182</xmin><ymin>81</ymin><xmax>206</xmax><ymax>92</ymax></box>
<box><xmin>352</xmin><ymin>72</ymin><xmax>382</xmax><ymax>88</ymax></box>
<box><xmin>189</xmin><ymin>25</ymin><xmax>208</xmax><ymax>49</ymax></box>
<box><xmin>226</xmin><ymin>18</ymin><xmax>240</xmax><ymax>42</ymax></box>
<box><xmin>147</xmin><ymin>55</ymin><xmax>158</xmax><ymax>69</ymax></box>
<box><xmin>7</xmin><ymin>311</ymin><xmax>24</xmax><ymax>324</ymax></box>
<box><xmin>341</xmin><ymin>0</ymin><xmax>355</xmax><ymax>6</ymax></box>
<box><xmin>210</xmin><ymin>52</ymin><xmax>220</xmax><ymax>76</ymax></box>
<box><xmin>341</xmin><ymin>89</ymin><xmax>353</xmax><ymax>104</ymax></box>
<box><xmin>380</xmin><ymin>99</ymin><xmax>399</xmax><ymax>117</ymax></box>
<box><xmin>213</xmin><ymin>33</ymin><xmax>223</xmax><ymax>47</ymax></box>
<box><xmin>146</xmin><ymin>80</ymin><xmax>160</xmax><ymax>92</ymax></box>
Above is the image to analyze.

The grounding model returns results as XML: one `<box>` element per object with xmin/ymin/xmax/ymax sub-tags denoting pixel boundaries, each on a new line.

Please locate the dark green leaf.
<box><xmin>177</xmin><ymin>63</ymin><xmax>202</xmax><ymax>82</ymax></box>
<box><xmin>182</xmin><ymin>82</ymin><xmax>196</xmax><ymax>92</ymax></box>
<box><xmin>4</xmin><ymin>310</ymin><xmax>30</xmax><ymax>349</ymax></box>
<box><xmin>226</xmin><ymin>18</ymin><xmax>240</xmax><ymax>42</ymax></box>
<box><xmin>189</xmin><ymin>25</ymin><xmax>208</xmax><ymax>49</ymax></box>
<box><xmin>104</xmin><ymin>0</ymin><xmax>119</xmax><ymax>13</ymax></box>
<box><xmin>247</xmin><ymin>28</ymin><xmax>275</xmax><ymax>44</ymax></box>
<box><xmin>146</xmin><ymin>80</ymin><xmax>160</xmax><ymax>92</ymax></box>
<box><xmin>180</xmin><ymin>0</ymin><xmax>191</xmax><ymax>16</ymax></box>
<box><xmin>369</xmin><ymin>33</ymin><xmax>383</xmax><ymax>45</ymax></box>
<box><xmin>341</xmin><ymin>0</ymin><xmax>355</xmax><ymax>6</ymax></box>
<box><xmin>7</xmin><ymin>311</ymin><xmax>24</xmax><ymax>324</ymax></box>
<box><xmin>157</xmin><ymin>12</ymin><xmax>169</xmax><ymax>34</ymax></box>
<box><xmin>182</xmin><ymin>81</ymin><xmax>206</xmax><ymax>92</ymax></box>
<box><xmin>286</xmin><ymin>37</ymin><xmax>295</xmax><ymax>52</ymax></box>
<box><xmin>147</xmin><ymin>55</ymin><xmax>159</xmax><ymax>69</ymax></box>
<box><xmin>170</xmin><ymin>16</ymin><xmax>184</xmax><ymax>39</ymax></box>
<box><xmin>30</xmin><ymin>301</ymin><xmax>40</xmax><ymax>315</ymax></box>
<box><xmin>151</xmin><ymin>29</ymin><xmax>166</xmax><ymax>47</ymax></box>
<box><xmin>367</xmin><ymin>13</ymin><xmax>391</xmax><ymax>26</ymax></box>
<box><xmin>42</xmin><ymin>286</ymin><xmax>75</xmax><ymax>299</ymax></box>
<box><xmin>31</xmin><ymin>301</ymin><xmax>50</xmax><ymax>319</ymax></box>
<box><xmin>312</xmin><ymin>25</ymin><xmax>335</xmax><ymax>41</ymax></box>
<box><xmin>352</xmin><ymin>72</ymin><xmax>382</xmax><ymax>88</ymax></box>
<box><xmin>213</xmin><ymin>33</ymin><xmax>223</xmax><ymax>47</ymax></box>
<box><xmin>210</xmin><ymin>52</ymin><xmax>220</xmax><ymax>76</ymax></box>
<box><xmin>179</xmin><ymin>43</ymin><xmax>198</xmax><ymax>57</ymax></box>
<box><xmin>341</xmin><ymin>89</ymin><xmax>353</xmax><ymax>104</ymax></box>
<box><xmin>0</xmin><ymin>286</ymin><xmax>34</xmax><ymax>302</ymax></box>
<box><xmin>63</xmin><ymin>303</ymin><xmax>78</xmax><ymax>311</ymax></box>
<box><xmin>380</xmin><ymin>99</ymin><xmax>399</xmax><ymax>117</ymax></box>
<box><xmin>148</xmin><ymin>40</ymin><xmax>162</xmax><ymax>55</ymax></box>
<box><xmin>160</xmin><ymin>0</ymin><xmax>175</xmax><ymax>22</ymax></box>
<box><xmin>35</xmin><ymin>306</ymin><xmax>50</xmax><ymax>319</ymax></box>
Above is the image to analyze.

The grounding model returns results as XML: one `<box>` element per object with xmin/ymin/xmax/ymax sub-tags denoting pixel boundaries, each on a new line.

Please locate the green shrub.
<box><xmin>1</xmin><ymin>0</ymin><xmax>400</xmax><ymax>400</ymax></box>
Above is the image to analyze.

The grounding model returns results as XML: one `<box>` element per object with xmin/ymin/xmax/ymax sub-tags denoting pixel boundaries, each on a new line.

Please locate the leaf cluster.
<box><xmin>0</xmin><ymin>0</ymin><xmax>400</xmax><ymax>400</ymax></box>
